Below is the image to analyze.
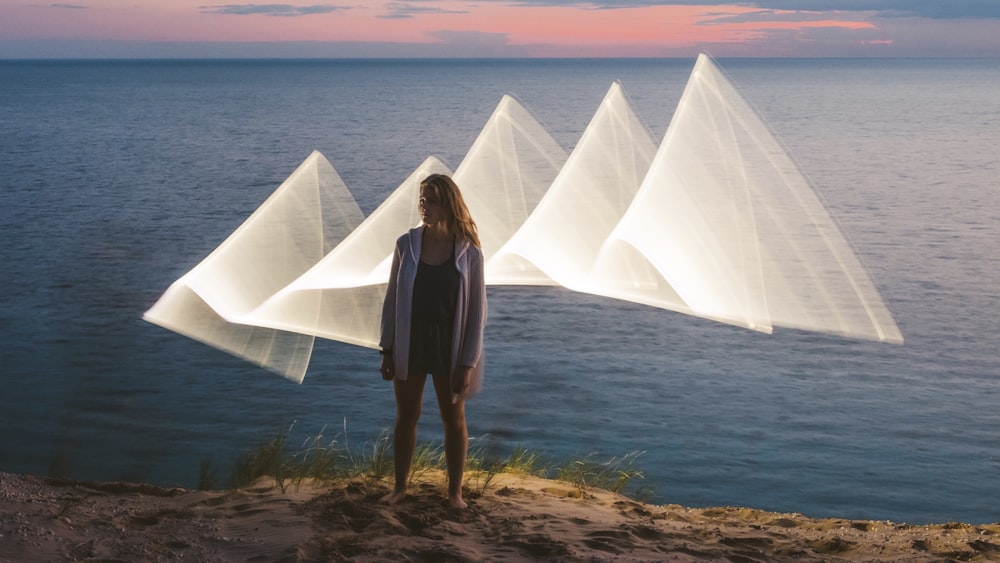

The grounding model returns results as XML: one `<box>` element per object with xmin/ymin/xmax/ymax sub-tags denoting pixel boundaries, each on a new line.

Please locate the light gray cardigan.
<box><xmin>380</xmin><ymin>226</ymin><xmax>487</xmax><ymax>398</ymax></box>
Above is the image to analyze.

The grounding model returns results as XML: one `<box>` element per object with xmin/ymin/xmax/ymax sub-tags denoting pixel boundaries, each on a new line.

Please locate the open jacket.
<box><xmin>380</xmin><ymin>226</ymin><xmax>487</xmax><ymax>399</ymax></box>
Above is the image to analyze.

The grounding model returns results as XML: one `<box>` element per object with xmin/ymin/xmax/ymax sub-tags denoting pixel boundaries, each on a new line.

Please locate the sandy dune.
<box><xmin>2</xmin><ymin>471</ymin><xmax>998</xmax><ymax>562</ymax></box>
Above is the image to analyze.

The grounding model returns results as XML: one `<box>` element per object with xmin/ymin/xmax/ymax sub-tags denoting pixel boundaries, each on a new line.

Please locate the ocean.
<box><xmin>1</xmin><ymin>58</ymin><xmax>998</xmax><ymax>525</ymax></box>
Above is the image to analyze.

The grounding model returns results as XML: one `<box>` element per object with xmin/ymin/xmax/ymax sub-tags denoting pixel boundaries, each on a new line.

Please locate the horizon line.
<box><xmin>3</xmin><ymin>55</ymin><xmax>998</xmax><ymax>61</ymax></box>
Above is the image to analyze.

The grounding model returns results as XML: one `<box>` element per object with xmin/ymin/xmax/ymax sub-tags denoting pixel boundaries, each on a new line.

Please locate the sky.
<box><xmin>1</xmin><ymin>0</ymin><xmax>999</xmax><ymax>58</ymax></box>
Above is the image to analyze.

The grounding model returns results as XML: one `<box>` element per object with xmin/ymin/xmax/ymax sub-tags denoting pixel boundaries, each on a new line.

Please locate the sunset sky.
<box><xmin>2</xmin><ymin>0</ymin><xmax>999</xmax><ymax>58</ymax></box>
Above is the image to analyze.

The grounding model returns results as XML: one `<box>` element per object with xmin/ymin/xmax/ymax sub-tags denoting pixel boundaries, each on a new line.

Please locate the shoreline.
<box><xmin>2</xmin><ymin>471</ymin><xmax>998</xmax><ymax>562</ymax></box>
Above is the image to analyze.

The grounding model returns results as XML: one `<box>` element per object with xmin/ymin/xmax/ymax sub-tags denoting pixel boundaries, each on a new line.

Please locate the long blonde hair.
<box><xmin>420</xmin><ymin>174</ymin><xmax>481</xmax><ymax>248</ymax></box>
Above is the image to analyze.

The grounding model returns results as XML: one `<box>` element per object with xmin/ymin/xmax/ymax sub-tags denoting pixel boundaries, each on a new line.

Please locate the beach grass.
<box><xmin>220</xmin><ymin>424</ymin><xmax>649</xmax><ymax>499</ymax></box>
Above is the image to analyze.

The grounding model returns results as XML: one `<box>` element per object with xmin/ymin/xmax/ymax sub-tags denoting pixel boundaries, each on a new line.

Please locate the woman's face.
<box><xmin>419</xmin><ymin>187</ymin><xmax>445</xmax><ymax>226</ymax></box>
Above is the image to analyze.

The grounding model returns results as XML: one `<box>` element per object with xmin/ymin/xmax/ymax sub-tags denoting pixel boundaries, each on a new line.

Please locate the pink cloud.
<box><xmin>0</xmin><ymin>0</ymin><xmax>997</xmax><ymax>57</ymax></box>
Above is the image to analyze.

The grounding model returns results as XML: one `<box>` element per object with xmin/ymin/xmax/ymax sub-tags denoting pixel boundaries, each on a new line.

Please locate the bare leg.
<box><xmin>432</xmin><ymin>373</ymin><xmax>468</xmax><ymax>509</ymax></box>
<box><xmin>382</xmin><ymin>373</ymin><xmax>427</xmax><ymax>505</ymax></box>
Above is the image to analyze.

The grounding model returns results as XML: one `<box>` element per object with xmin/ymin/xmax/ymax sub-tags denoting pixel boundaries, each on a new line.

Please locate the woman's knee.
<box><xmin>393</xmin><ymin>374</ymin><xmax>426</xmax><ymax>426</ymax></box>
<box><xmin>439</xmin><ymin>408</ymin><xmax>467</xmax><ymax>435</ymax></box>
<box><xmin>396</xmin><ymin>402</ymin><xmax>422</xmax><ymax>427</ymax></box>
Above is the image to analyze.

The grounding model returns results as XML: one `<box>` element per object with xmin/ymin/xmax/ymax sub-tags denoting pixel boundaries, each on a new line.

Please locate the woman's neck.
<box><xmin>424</xmin><ymin>223</ymin><xmax>451</xmax><ymax>242</ymax></box>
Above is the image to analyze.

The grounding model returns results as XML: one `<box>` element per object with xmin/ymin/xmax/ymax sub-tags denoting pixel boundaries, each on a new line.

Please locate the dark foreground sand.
<box><xmin>2</xmin><ymin>471</ymin><xmax>998</xmax><ymax>562</ymax></box>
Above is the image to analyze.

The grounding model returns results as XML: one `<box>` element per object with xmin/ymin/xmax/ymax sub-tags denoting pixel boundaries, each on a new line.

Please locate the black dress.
<box><xmin>408</xmin><ymin>246</ymin><xmax>460</xmax><ymax>376</ymax></box>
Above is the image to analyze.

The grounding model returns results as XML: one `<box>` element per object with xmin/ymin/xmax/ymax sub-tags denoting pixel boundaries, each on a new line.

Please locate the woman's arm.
<box><xmin>460</xmin><ymin>246</ymin><xmax>487</xmax><ymax>369</ymax></box>
<box><xmin>379</xmin><ymin>238</ymin><xmax>404</xmax><ymax>376</ymax></box>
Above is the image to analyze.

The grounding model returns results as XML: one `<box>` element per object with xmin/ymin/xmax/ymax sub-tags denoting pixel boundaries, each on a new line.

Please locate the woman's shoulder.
<box><xmin>396</xmin><ymin>226</ymin><xmax>423</xmax><ymax>246</ymax></box>
<box><xmin>458</xmin><ymin>239</ymin><xmax>484</xmax><ymax>261</ymax></box>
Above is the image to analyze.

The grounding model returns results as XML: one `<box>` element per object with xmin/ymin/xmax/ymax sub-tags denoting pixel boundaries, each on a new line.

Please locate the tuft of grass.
<box><xmin>231</xmin><ymin>428</ymin><xmax>291</xmax><ymax>491</ymax></box>
<box><xmin>289</xmin><ymin>428</ymin><xmax>340</xmax><ymax>487</ymax></box>
<box><xmin>503</xmin><ymin>445</ymin><xmax>547</xmax><ymax>476</ymax></box>
<box><xmin>198</xmin><ymin>459</ymin><xmax>218</xmax><ymax>491</ymax></box>
<box><xmin>410</xmin><ymin>442</ymin><xmax>445</xmax><ymax>481</ymax></box>
<box><xmin>554</xmin><ymin>450</ymin><xmax>646</xmax><ymax>495</ymax></box>
<box><xmin>343</xmin><ymin>429</ymin><xmax>393</xmax><ymax>481</ymax></box>
<box><xmin>215</xmin><ymin>423</ymin><xmax>651</xmax><ymax>501</ymax></box>
<box><xmin>229</xmin><ymin>424</ymin><xmax>341</xmax><ymax>491</ymax></box>
<box><xmin>465</xmin><ymin>439</ymin><xmax>507</xmax><ymax>495</ymax></box>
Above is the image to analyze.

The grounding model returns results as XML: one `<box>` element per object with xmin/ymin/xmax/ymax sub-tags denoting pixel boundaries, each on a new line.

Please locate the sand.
<box><xmin>1</xmin><ymin>471</ymin><xmax>999</xmax><ymax>562</ymax></box>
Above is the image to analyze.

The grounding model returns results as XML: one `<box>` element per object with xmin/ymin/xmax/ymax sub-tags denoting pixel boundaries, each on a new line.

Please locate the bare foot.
<box><xmin>448</xmin><ymin>495</ymin><xmax>467</xmax><ymax>510</ymax></box>
<box><xmin>381</xmin><ymin>490</ymin><xmax>407</xmax><ymax>505</ymax></box>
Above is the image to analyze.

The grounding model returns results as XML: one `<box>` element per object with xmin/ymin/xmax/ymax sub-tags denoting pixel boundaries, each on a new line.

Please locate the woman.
<box><xmin>379</xmin><ymin>174</ymin><xmax>487</xmax><ymax>509</ymax></box>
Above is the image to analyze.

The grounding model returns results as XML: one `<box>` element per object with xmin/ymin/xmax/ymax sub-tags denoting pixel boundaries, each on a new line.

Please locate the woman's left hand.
<box><xmin>380</xmin><ymin>353</ymin><xmax>394</xmax><ymax>381</ymax></box>
<box><xmin>453</xmin><ymin>366</ymin><xmax>473</xmax><ymax>396</ymax></box>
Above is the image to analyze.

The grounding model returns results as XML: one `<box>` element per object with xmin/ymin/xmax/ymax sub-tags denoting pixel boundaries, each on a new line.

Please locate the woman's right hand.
<box><xmin>380</xmin><ymin>353</ymin><xmax>394</xmax><ymax>381</ymax></box>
